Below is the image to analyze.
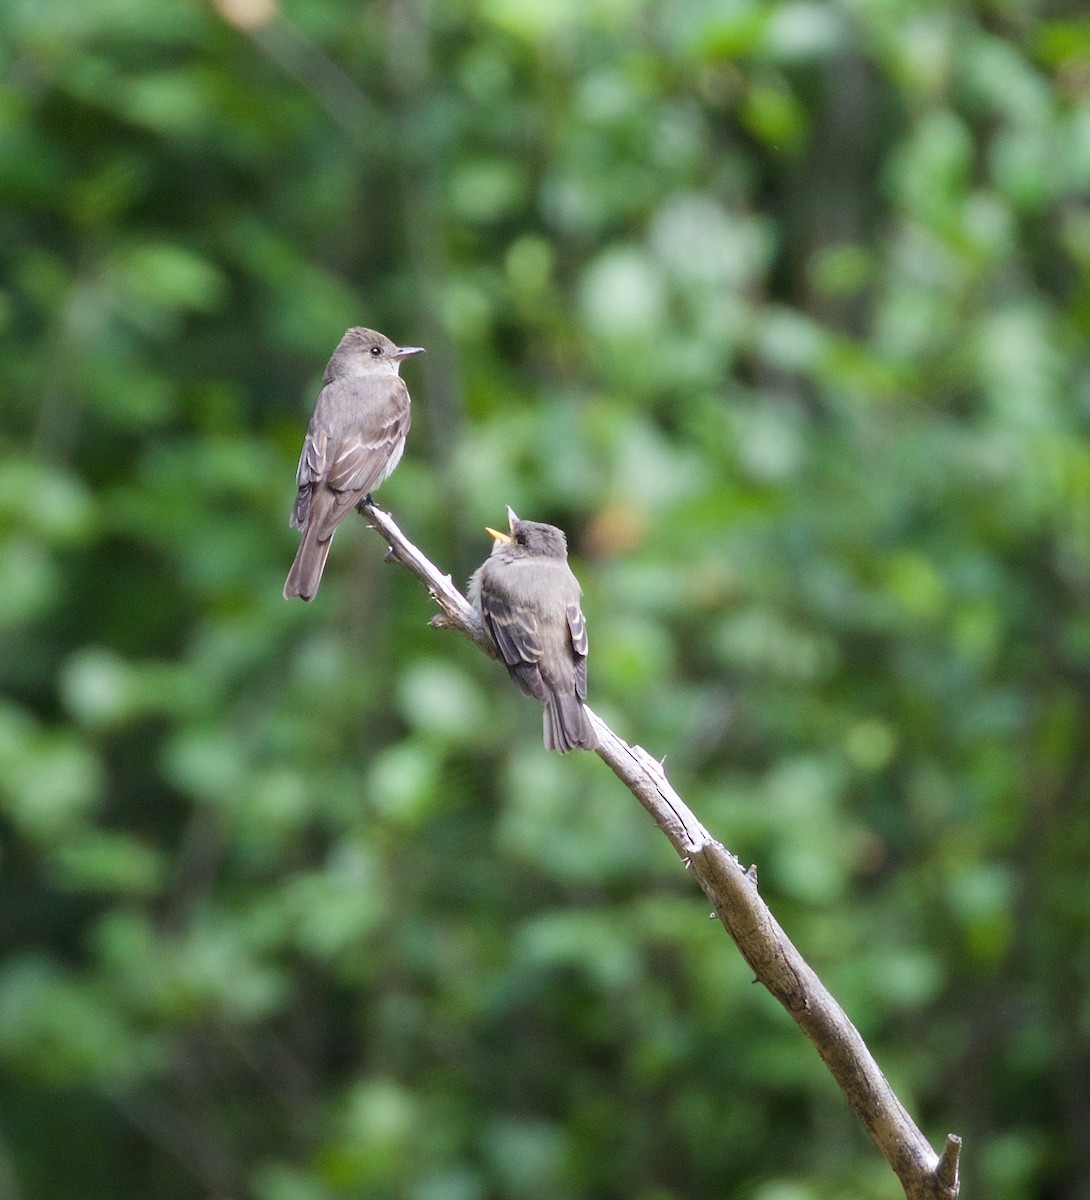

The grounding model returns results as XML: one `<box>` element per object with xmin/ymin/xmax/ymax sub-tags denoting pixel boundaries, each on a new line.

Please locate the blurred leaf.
<box><xmin>50</xmin><ymin>831</ymin><xmax>163</xmax><ymax>896</ymax></box>
<box><xmin>0</xmin><ymin>957</ymin><xmax>162</xmax><ymax>1085</ymax></box>
<box><xmin>0</xmin><ymin>708</ymin><xmax>102</xmax><ymax>841</ymax></box>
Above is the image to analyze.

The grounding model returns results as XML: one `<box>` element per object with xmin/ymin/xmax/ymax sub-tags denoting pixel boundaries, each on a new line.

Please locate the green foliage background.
<box><xmin>2</xmin><ymin>0</ymin><xmax>1089</xmax><ymax>1196</ymax></box>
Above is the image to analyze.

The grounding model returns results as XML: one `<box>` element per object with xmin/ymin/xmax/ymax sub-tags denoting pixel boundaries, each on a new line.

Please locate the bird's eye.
<box><xmin>515</xmin><ymin>531</ymin><xmax>527</xmax><ymax>545</ymax></box>
<box><xmin>370</xmin><ymin>345</ymin><xmax>383</xmax><ymax>356</ymax></box>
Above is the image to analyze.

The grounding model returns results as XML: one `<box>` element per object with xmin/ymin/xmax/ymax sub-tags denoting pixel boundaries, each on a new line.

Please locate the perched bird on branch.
<box><xmin>284</xmin><ymin>327</ymin><xmax>424</xmax><ymax>601</ymax></box>
<box><xmin>469</xmin><ymin>508</ymin><xmax>596</xmax><ymax>754</ymax></box>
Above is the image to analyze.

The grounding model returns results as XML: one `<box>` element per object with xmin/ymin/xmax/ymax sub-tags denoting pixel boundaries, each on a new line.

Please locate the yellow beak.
<box><xmin>486</xmin><ymin>527</ymin><xmax>513</xmax><ymax>545</ymax></box>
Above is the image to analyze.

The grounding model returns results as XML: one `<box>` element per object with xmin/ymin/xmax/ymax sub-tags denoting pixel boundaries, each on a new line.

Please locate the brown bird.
<box><xmin>469</xmin><ymin>507</ymin><xmax>596</xmax><ymax>754</ymax></box>
<box><xmin>284</xmin><ymin>327</ymin><xmax>424</xmax><ymax>601</ymax></box>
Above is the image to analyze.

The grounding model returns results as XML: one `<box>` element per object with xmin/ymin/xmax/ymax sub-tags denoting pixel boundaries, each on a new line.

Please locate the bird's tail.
<box><xmin>543</xmin><ymin>693</ymin><xmax>597</xmax><ymax>754</ymax></box>
<box><xmin>283</xmin><ymin>524</ymin><xmax>334</xmax><ymax>601</ymax></box>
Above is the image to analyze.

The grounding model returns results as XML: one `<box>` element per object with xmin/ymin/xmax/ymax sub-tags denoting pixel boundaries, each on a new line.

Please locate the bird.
<box><xmin>468</xmin><ymin>507</ymin><xmax>596</xmax><ymax>754</ymax></box>
<box><xmin>284</xmin><ymin>327</ymin><xmax>424</xmax><ymax>601</ymax></box>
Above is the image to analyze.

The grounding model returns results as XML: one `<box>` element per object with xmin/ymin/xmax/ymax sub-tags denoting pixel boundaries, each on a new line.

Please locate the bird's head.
<box><xmin>335</xmin><ymin>327</ymin><xmax>425</xmax><ymax>375</ymax></box>
<box><xmin>485</xmin><ymin>507</ymin><xmax>569</xmax><ymax>559</ymax></box>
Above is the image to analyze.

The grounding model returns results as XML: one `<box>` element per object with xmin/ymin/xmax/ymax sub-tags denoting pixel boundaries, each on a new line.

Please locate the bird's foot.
<box><xmin>356</xmin><ymin>493</ymin><xmax>375</xmax><ymax>512</ymax></box>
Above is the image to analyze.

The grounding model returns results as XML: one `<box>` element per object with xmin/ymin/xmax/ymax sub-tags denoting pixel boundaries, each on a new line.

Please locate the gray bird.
<box><xmin>469</xmin><ymin>508</ymin><xmax>596</xmax><ymax>754</ymax></box>
<box><xmin>284</xmin><ymin>327</ymin><xmax>424</xmax><ymax>601</ymax></box>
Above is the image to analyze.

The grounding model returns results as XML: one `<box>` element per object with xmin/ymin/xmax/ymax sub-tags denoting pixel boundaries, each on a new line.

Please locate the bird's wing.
<box><xmin>480</xmin><ymin>586</ymin><xmax>550</xmax><ymax>704</ymax></box>
<box><xmin>565</xmin><ymin>602</ymin><xmax>588</xmax><ymax>700</ymax></box>
<box><xmin>326</xmin><ymin>411</ymin><xmax>410</xmax><ymax>496</ymax></box>
<box><xmin>323</xmin><ymin>373</ymin><xmax>412</xmax><ymax>497</ymax></box>
<box><xmin>290</xmin><ymin>424</ymin><xmax>329</xmax><ymax>530</ymax></box>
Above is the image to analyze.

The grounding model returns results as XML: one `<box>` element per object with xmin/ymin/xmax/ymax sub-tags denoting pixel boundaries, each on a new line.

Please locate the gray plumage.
<box><xmin>284</xmin><ymin>327</ymin><xmax>423</xmax><ymax>601</ymax></box>
<box><xmin>469</xmin><ymin>508</ymin><xmax>596</xmax><ymax>754</ymax></box>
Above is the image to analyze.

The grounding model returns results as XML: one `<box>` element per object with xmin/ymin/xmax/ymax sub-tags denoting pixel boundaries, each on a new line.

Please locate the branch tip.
<box><xmin>935</xmin><ymin>1134</ymin><xmax>961</xmax><ymax>1192</ymax></box>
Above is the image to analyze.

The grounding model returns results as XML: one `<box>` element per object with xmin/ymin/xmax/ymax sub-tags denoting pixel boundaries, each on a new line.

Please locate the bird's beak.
<box><xmin>394</xmin><ymin>345</ymin><xmax>426</xmax><ymax>360</ymax></box>
<box><xmin>506</xmin><ymin>506</ymin><xmax>519</xmax><ymax>533</ymax></box>
<box><xmin>485</xmin><ymin>526</ymin><xmax>513</xmax><ymax>545</ymax></box>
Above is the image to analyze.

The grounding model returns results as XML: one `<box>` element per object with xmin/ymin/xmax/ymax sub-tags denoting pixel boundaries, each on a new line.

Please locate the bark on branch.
<box><xmin>359</xmin><ymin>500</ymin><xmax>962</xmax><ymax>1200</ymax></box>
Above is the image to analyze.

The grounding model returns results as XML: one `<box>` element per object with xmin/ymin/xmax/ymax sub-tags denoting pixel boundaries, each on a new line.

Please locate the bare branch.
<box><xmin>358</xmin><ymin>500</ymin><xmax>962</xmax><ymax>1200</ymax></box>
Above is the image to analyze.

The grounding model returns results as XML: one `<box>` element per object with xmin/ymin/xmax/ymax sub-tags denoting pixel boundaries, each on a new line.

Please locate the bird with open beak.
<box><xmin>284</xmin><ymin>326</ymin><xmax>425</xmax><ymax>601</ymax></box>
<box><xmin>468</xmin><ymin>507</ymin><xmax>596</xmax><ymax>754</ymax></box>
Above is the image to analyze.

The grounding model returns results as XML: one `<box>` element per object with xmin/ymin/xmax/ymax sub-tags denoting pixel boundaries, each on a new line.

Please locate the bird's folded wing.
<box><xmin>326</xmin><ymin>414</ymin><xmax>410</xmax><ymax>495</ymax></box>
<box><xmin>290</xmin><ymin>425</ymin><xmax>329</xmax><ymax>530</ymax></box>
<box><xmin>481</xmin><ymin>590</ymin><xmax>550</xmax><ymax>704</ymax></box>
<box><xmin>566</xmin><ymin>602</ymin><xmax>589</xmax><ymax>700</ymax></box>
